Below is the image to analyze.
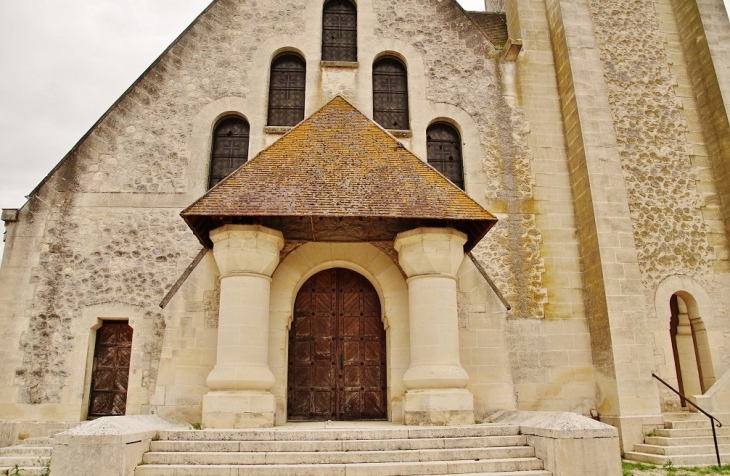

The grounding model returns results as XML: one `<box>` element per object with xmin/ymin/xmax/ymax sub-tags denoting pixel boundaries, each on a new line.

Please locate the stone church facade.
<box><xmin>1</xmin><ymin>0</ymin><xmax>730</xmax><ymax>453</ymax></box>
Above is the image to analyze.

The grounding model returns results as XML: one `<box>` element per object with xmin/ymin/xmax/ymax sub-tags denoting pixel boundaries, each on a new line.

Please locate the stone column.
<box><xmin>202</xmin><ymin>224</ymin><xmax>284</xmax><ymax>428</ymax></box>
<box><xmin>394</xmin><ymin>227</ymin><xmax>474</xmax><ymax>426</ymax></box>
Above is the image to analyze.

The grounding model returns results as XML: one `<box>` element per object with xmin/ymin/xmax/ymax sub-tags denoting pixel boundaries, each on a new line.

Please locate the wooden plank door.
<box><xmin>88</xmin><ymin>321</ymin><xmax>133</xmax><ymax>418</ymax></box>
<box><xmin>288</xmin><ymin>268</ymin><xmax>387</xmax><ymax>421</ymax></box>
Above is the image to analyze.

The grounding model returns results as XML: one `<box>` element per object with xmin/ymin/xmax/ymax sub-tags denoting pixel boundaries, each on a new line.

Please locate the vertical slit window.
<box><xmin>373</xmin><ymin>57</ymin><xmax>409</xmax><ymax>130</ymax></box>
<box><xmin>322</xmin><ymin>0</ymin><xmax>357</xmax><ymax>62</ymax></box>
<box><xmin>268</xmin><ymin>53</ymin><xmax>306</xmax><ymax>127</ymax></box>
<box><xmin>209</xmin><ymin>117</ymin><xmax>250</xmax><ymax>189</ymax></box>
<box><xmin>427</xmin><ymin>122</ymin><xmax>464</xmax><ymax>190</ymax></box>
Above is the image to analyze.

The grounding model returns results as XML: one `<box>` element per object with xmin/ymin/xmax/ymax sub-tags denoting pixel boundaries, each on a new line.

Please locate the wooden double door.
<box><xmin>288</xmin><ymin>268</ymin><xmax>387</xmax><ymax>421</ymax></box>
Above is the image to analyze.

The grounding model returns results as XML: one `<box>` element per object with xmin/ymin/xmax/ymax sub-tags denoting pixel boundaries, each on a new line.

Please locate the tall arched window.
<box><xmin>268</xmin><ymin>53</ymin><xmax>306</xmax><ymax>127</ymax></box>
<box><xmin>322</xmin><ymin>0</ymin><xmax>357</xmax><ymax>62</ymax></box>
<box><xmin>427</xmin><ymin>122</ymin><xmax>464</xmax><ymax>190</ymax></box>
<box><xmin>209</xmin><ymin>116</ymin><xmax>250</xmax><ymax>189</ymax></box>
<box><xmin>373</xmin><ymin>56</ymin><xmax>409</xmax><ymax>130</ymax></box>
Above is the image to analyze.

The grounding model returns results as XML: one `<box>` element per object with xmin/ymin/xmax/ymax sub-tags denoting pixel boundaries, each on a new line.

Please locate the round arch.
<box><xmin>654</xmin><ymin>275</ymin><xmax>717</xmax><ymax>402</ymax></box>
<box><xmin>267</xmin><ymin>242</ymin><xmax>409</xmax><ymax>425</ymax></box>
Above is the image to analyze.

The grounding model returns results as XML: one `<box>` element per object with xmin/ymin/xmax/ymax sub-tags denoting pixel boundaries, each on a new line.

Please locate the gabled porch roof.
<box><xmin>182</xmin><ymin>96</ymin><xmax>497</xmax><ymax>252</ymax></box>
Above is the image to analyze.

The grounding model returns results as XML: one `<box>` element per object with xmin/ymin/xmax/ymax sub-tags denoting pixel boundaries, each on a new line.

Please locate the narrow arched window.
<box><xmin>268</xmin><ymin>53</ymin><xmax>306</xmax><ymax>127</ymax></box>
<box><xmin>322</xmin><ymin>0</ymin><xmax>357</xmax><ymax>62</ymax></box>
<box><xmin>209</xmin><ymin>116</ymin><xmax>250</xmax><ymax>189</ymax></box>
<box><xmin>373</xmin><ymin>57</ymin><xmax>409</xmax><ymax>130</ymax></box>
<box><xmin>427</xmin><ymin>122</ymin><xmax>464</xmax><ymax>190</ymax></box>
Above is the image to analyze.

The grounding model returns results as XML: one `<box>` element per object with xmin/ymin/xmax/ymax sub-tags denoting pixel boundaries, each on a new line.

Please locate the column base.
<box><xmin>202</xmin><ymin>390</ymin><xmax>276</xmax><ymax>428</ymax></box>
<box><xmin>403</xmin><ymin>388</ymin><xmax>474</xmax><ymax>426</ymax></box>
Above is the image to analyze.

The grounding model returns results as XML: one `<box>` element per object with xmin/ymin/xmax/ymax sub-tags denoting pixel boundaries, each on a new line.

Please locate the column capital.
<box><xmin>210</xmin><ymin>224</ymin><xmax>284</xmax><ymax>277</ymax></box>
<box><xmin>394</xmin><ymin>227</ymin><xmax>467</xmax><ymax>278</ymax></box>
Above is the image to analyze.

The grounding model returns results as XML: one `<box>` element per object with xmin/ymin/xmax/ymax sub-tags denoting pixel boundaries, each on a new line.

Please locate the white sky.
<box><xmin>0</xmin><ymin>0</ymin><xmax>728</xmax><ymax>261</ymax></box>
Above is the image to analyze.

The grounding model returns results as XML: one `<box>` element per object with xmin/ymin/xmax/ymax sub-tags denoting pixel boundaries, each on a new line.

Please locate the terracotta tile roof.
<box><xmin>466</xmin><ymin>12</ymin><xmax>509</xmax><ymax>49</ymax></box>
<box><xmin>182</xmin><ymin>96</ymin><xmax>497</xmax><ymax>251</ymax></box>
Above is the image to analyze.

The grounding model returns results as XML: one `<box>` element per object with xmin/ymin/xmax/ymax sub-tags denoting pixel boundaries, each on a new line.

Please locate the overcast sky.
<box><xmin>0</xmin><ymin>0</ymin><xmax>728</xmax><ymax>261</ymax></box>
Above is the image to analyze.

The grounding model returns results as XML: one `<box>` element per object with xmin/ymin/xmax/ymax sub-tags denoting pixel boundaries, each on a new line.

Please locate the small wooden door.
<box><xmin>288</xmin><ymin>268</ymin><xmax>387</xmax><ymax>421</ymax></box>
<box><xmin>88</xmin><ymin>321</ymin><xmax>133</xmax><ymax>418</ymax></box>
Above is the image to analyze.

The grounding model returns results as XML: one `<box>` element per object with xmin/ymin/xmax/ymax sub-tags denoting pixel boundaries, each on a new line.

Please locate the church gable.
<box><xmin>27</xmin><ymin>0</ymin><xmax>502</xmax><ymax>203</ymax></box>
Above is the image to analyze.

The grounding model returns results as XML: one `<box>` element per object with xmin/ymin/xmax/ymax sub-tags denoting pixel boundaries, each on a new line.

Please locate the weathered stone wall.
<box><xmin>588</xmin><ymin>0</ymin><xmax>730</xmax><ymax>410</ymax></box>
<box><xmin>1</xmin><ymin>0</ymin><xmax>534</xmax><ymax>421</ymax></box>
<box><xmin>372</xmin><ymin>0</ymin><xmax>547</xmax><ymax>322</ymax></box>
<box><xmin>589</xmin><ymin>0</ymin><xmax>716</xmax><ymax>294</ymax></box>
<box><xmin>15</xmin><ymin>206</ymin><xmax>199</xmax><ymax>404</ymax></box>
<box><xmin>7</xmin><ymin>0</ymin><xmax>729</xmax><ymax>427</ymax></box>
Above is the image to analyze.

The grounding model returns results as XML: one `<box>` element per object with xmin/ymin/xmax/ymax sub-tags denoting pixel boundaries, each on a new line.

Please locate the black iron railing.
<box><xmin>652</xmin><ymin>372</ymin><xmax>723</xmax><ymax>466</ymax></box>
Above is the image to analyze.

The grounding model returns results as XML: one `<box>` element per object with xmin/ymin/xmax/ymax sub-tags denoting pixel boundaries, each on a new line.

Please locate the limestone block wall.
<box><xmin>585</xmin><ymin>0</ymin><xmax>730</xmax><ymax>412</ymax></box>
<box><xmin>653</xmin><ymin>0</ymin><xmax>730</xmax><ymax>407</ymax></box>
<box><xmin>499</xmin><ymin>0</ymin><xmax>596</xmax><ymax>415</ymax></box>
<box><xmin>144</xmin><ymin>253</ymin><xmax>220</xmax><ymax>424</ymax></box>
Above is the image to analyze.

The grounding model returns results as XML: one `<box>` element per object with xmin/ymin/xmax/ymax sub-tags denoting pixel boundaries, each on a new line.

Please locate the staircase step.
<box><xmin>624</xmin><ymin>451</ymin><xmax>730</xmax><ymax>467</ymax></box>
<box><xmin>140</xmin><ymin>425</ymin><xmax>548</xmax><ymax>475</ymax></box>
<box><xmin>0</xmin><ymin>457</ymin><xmax>50</xmax><ymax>468</ymax></box>
<box><xmin>143</xmin><ymin>446</ymin><xmax>535</xmax><ymax>465</ymax></box>
<box><xmin>136</xmin><ymin>458</ymin><xmax>545</xmax><ymax>475</ymax></box>
<box><xmin>664</xmin><ymin>419</ymin><xmax>712</xmax><ymax>429</ymax></box>
<box><xmin>662</xmin><ymin>412</ymin><xmax>706</xmax><ymax>421</ymax></box>
<box><xmin>17</xmin><ymin>439</ymin><xmax>52</xmax><ymax>448</ymax></box>
<box><xmin>150</xmin><ymin>435</ymin><xmax>528</xmax><ymax>453</ymax></box>
<box><xmin>645</xmin><ymin>435</ymin><xmax>730</xmax><ymax>446</ymax></box>
<box><xmin>0</xmin><ymin>468</ymin><xmax>49</xmax><ymax>476</ymax></box>
<box><xmin>430</xmin><ymin>473</ymin><xmax>551</xmax><ymax>476</ymax></box>
<box><xmin>0</xmin><ymin>448</ymin><xmax>50</xmax><ymax>457</ymax></box>
<box><xmin>655</xmin><ymin>427</ymin><xmax>730</xmax><ymax>438</ymax></box>
<box><xmin>160</xmin><ymin>425</ymin><xmax>519</xmax><ymax>442</ymax></box>
<box><xmin>635</xmin><ymin>443</ymin><xmax>730</xmax><ymax>456</ymax></box>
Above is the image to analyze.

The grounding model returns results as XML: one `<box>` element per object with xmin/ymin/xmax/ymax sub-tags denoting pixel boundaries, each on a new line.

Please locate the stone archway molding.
<box><xmin>268</xmin><ymin>242</ymin><xmax>409</xmax><ymax>425</ymax></box>
<box><xmin>654</xmin><ymin>275</ymin><xmax>714</xmax><ymax>324</ymax></box>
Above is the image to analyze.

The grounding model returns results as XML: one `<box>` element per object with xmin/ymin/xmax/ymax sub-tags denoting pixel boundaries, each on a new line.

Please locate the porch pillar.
<box><xmin>202</xmin><ymin>224</ymin><xmax>284</xmax><ymax>428</ymax></box>
<box><xmin>395</xmin><ymin>227</ymin><xmax>474</xmax><ymax>426</ymax></box>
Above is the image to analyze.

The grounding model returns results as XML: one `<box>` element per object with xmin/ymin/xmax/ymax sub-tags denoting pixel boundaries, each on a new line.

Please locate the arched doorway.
<box><xmin>287</xmin><ymin>268</ymin><xmax>387</xmax><ymax>421</ymax></box>
<box><xmin>670</xmin><ymin>293</ymin><xmax>715</xmax><ymax>405</ymax></box>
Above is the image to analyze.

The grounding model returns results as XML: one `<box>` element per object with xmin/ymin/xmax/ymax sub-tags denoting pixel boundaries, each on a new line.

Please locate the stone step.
<box><xmin>645</xmin><ymin>435</ymin><xmax>730</xmax><ymax>446</ymax></box>
<box><xmin>634</xmin><ymin>443</ymin><xmax>730</xmax><ymax>456</ymax></box>
<box><xmin>0</xmin><ymin>467</ymin><xmax>49</xmax><ymax>476</ymax></box>
<box><xmin>17</xmin><ymin>439</ymin><xmax>52</xmax><ymax>448</ymax></box>
<box><xmin>159</xmin><ymin>425</ymin><xmax>518</xmax><ymax>442</ymax></box>
<box><xmin>430</xmin><ymin>473</ymin><xmax>551</xmax><ymax>476</ymax></box>
<box><xmin>143</xmin><ymin>446</ymin><xmax>535</xmax><ymax>466</ymax></box>
<box><xmin>150</xmin><ymin>435</ymin><xmax>528</xmax><ymax>453</ymax></box>
<box><xmin>0</xmin><ymin>448</ymin><xmax>50</xmax><ymax>457</ymax></box>
<box><xmin>664</xmin><ymin>419</ymin><xmax>712</xmax><ymax>430</ymax></box>
<box><xmin>655</xmin><ymin>427</ymin><xmax>730</xmax><ymax>438</ymax></box>
<box><xmin>135</xmin><ymin>457</ymin><xmax>546</xmax><ymax>475</ymax></box>
<box><xmin>0</xmin><ymin>457</ymin><xmax>49</xmax><ymax>469</ymax></box>
<box><xmin>662</xmin><ymin>412</ymin><xmax>706</xmax><ymax>421</ymax></box>
<box><xmin>624</xmin><ymin>451</ymin><xmax>730</xmax><ymax>467</ymax></box>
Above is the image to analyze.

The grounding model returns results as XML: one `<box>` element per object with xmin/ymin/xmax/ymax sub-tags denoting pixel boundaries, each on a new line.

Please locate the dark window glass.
<box><xmin>427</xmin><ymin>122</ymin><xmax>464</xmax><ymax>190</ymax></box>
<box><xmin>268</xmin><ymin>54</ymin><xmax>306</xmax><ymax>126</ymax></box>
<box><xmin>373</xmin><ymin>57</ymin><xmax>409</xmax><ymax>130</ymax></box>
<box><xmin>209</xmin><ymin>117</ymin><xmax>250</xmax><ymax>189</ymax></box>
<box><xmin>322</xmin><ymin>0</ymin><xmax>357</xmax><ymax>62</ymax></box>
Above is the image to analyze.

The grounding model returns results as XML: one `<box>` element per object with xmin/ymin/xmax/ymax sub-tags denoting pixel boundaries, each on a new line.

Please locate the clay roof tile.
<box><xmin>182</xmin><ymin>96</ymin><xmax>496</xmax><ymax>251</ymax></box>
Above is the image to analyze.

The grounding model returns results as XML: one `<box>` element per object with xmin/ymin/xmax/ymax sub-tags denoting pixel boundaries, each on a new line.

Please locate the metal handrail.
<box><xmin>652</xmin><ymin>373</ymin><xmax>723</xmax><ymax>466</ymax></box>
